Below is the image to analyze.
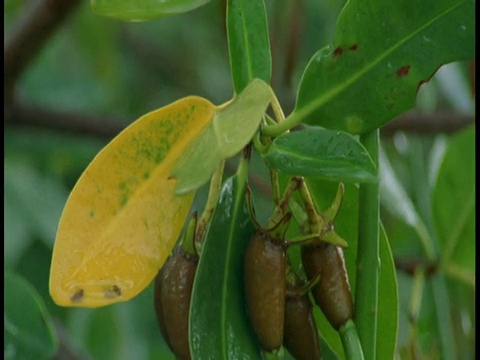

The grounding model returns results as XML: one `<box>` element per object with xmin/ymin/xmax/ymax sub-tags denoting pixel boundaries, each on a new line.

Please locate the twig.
<box><xmin>4</xmin><ymin>0</ymin><xmax>82</xmax><ymax>100</ymax></box>
<box><xmin>381</xmin><ymin>111</ymin><xmax>474</xmax><ymax>136</ymax></box>
<box><xmin>6</xmin><ymin>99</ymin><xmax>473</xmax><ymax>140</ymax></box>
<box><xmin>5</xmin><ymin>100</ymin><xmax>128</xmax><ymax>139</ymax></box>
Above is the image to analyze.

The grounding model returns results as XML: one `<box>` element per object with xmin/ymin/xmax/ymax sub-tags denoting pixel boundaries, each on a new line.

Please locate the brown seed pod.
<box><xmin>284</xmin><ymin>270</ymin><xmax>322</xmax><ymax>360</ymax></box>
<box><xmin>244</xmin><ymin>228</ymin><xmax>287</xmax><ymax>352</ymax></box>
<box><xmin>153</xmin><ymin>267</ymin><xmax>172</xmax><ymax>352</ymax></box>
<box><xmin>154</xmin><ymin>245</ymin><xmax>198</xmax><ymax>360</ymax></box>
<box><xmin>301</xmin><ymin>242</ymin><xmax>353</xmax><ymax>330</ymax></box>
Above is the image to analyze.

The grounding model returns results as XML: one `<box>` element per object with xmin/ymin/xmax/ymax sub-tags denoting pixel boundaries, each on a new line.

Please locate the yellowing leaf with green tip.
<box><xmin>172</xmin><ymin>78</ymin><xmax>272</xmax><ymax>194</ymax></box>
<box><xmin>49</xmin><ymin>97</ymin><xmax>215</xmax><ymax>308</ymax></box>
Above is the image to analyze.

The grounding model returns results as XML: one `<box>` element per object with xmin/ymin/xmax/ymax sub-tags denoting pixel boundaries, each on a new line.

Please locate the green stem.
<box><xmin>297</xmin><ymin>180</ymin><xmax>325</xmax><ymax>235</ymax></box>
<box><xmin>236</xmin><ymin>147</ymin><xmax>250</xmax><ymax>185</ymax></box>
<box><xmin>266</xmin><ymin>176</ymin><xmax>301</xmax><ymax>229</ymax></box>
<box><xmin>268</xmin><ymin>86</ymin><xmax>286</xmax><ymax>123</ymax></box>
<box><xmin>354</xmin><ymin>130</ymin><xmax>380</xmax><ymax>360</ymax></box>
<box><xmin>262</xmin><ymin>111</ymin><xmax>301</xmax><ymax>137</ymax></box>
<box><xmin>180</xmin><ymin>212</ymin><xmax>198</xmax><ymax>256</ymax></box>
<box><xmin>339</xmin><ymin>320</ymin><xmax>365</xmax><ymax>360</ymax></box>
<box><xmin>270</xmin><ymin>169</ymin><xmax>280</xmax><ymax>206</ymax></box>
<box><xmin>195</xmin><ymin>161</ymin><xmax>225</xmax><ymax>248</ymax></box>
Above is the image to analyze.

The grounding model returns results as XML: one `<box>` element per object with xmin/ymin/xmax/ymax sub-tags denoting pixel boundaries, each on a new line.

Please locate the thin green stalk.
<box><xmin>180</xmin><ymin>212</ymin><xmax>198</xmax><ymax>256</ymax></box>
<box><xmin>339</xmin><ymin>320</ymin><xmax>365</xmax><ymax>360</ymax></box>
<box><xmin>195</xmin><ymin>160</ymin><xmax>225</xmax><ymax>249</ymax></box>
<box><xmin>354</xmin><ymin>130</ymin><xmax>380</xmax><ymax>360</ymax></box>
<box><xmin>268</xmin><ymin>85</ymin><xmax>286</xmax><ymax>123</ymax></box>
<box><xmin>262</xmin><ymin>111</ymin><xmax>301</xmax><ymax>137</ymax></box>
<box><xmin>237</xmin><ymin>145</ymin><xmax>251</xmax><ymax>184</ymax></box>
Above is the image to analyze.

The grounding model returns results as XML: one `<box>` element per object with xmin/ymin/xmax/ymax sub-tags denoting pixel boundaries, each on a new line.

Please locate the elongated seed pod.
<box><xmin>284</xmin><ymin>272</ymin><xmax>321</xmax><ymax>360</ymax></box>
<box><xmin>154</xmin><ymin>246</ymin><xmax>198</xmax><ymax>360</ymax></box>
<box><xmin>153</xmin><ymin>268</ymin><xmax>172</xmax><ymax>352</ymax></box>
<box><xmin>244</xmin><ymin>229</ymin><xmax>286</xmax><ymax>352</ymax></box>
<box><xmin>301</xmin><ymin>242</ymin><xmax>353</xmax><ymax>330</ymax></box>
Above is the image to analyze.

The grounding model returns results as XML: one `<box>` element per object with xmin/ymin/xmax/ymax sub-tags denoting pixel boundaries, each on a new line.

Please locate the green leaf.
<box><xmin>292</xmin><ymin>0</ymin><xmax>475</xmax><ymax>134</ymax></box>
<box><xmin>91</xmin><ymin>0</ymin><xmax>210</xmax><ymax>21</ymax></box>
<box><xmin>263</xmin><ymin>127</ymin><xmax>377</xmax><ymax>183</ymax></box>
<box><xmin>4</xmin><ymin>271</ymin><xmax>58</xmax><ymax>360</ymax></box>
<box><xmin>189</xmin><ymin>161</ymin><xmax>261</xmax><ymax>358</ymax></box>
<box><xmin>432</xmin><ymin>126</ymin><xmax>475</xmax><ymax>287</ymax></box>
<box><xmin>227</xmin><ymin>0</ymin><xmax>272</xmax><ymax>93</ymax></box>
<box><xmin>4</xmin><ymin>159</ymin><xmax>69</xmax><ymax>253</ymax></box>
<box><xmin>303</xmin><ymin>181</ymin><xmax>398</xmax><ymax>359</ymax></box>
<box><xmin>379</xmin><ymin>146</ymin><xmax>435</xmax><ymax>261</ymax></box>
<box><xmin>173</xmin><ymin>79</ymin><xmax>271</xmax><ymax>194</ymax></box>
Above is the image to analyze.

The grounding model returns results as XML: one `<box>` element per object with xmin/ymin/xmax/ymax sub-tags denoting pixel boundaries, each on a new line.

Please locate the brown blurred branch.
<box><xmin>381</xmin><ymin>111</ymin><xmax>474</xmax><ymax>136</ymax></box>
<box><xmin>4</xmin><ymin>100</ymin><xmax>128</xmax><ymax>139</ymax></box>
<box><xmin>4</xmin><ymin>0</ymin><xmax>81</xmax><ymax>101</ymax></box>
<box><xmin>5</xmin><ymin>98</ymin><xmax>474</xmax><ymax>140</ymax></box>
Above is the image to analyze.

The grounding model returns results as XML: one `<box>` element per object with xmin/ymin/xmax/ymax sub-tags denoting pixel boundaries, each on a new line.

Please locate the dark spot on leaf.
<box><xmin>104</xmin><ymin>285</ymin><xmax>122</xmax><ymax>298</ymax></box>
<box><xmin>396</xmin><ymin>65</ymin><xmax>411</xmax><ymax>77</ymax></box>
<box><xmin>143</xmin><ymin>172</ymin><xmax>150</xmax><ymax>179</ymax></box>
<box><xmin>71</xmin><ymin>289</ymin><xmax>84</xmax><ymax>302</ymax></box>
<box><xmin>332</xmin><ymin>47</ymin><xmax>343</xmax><ymax>58</ymax></box>
<box><xmin>90</xmin><ymin>210</ymin><xmax>95</xmax><ymax>218</ymax></box>
<box><xmin>348</xmin><ymin>44</ymin><xmax>358</xmax><ymax>51</ymax></box>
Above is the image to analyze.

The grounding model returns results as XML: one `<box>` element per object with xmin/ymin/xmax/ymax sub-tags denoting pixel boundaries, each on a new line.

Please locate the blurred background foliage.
<box><xmin>4</xmin><ymin>0</ymin><xmax>474</xmax><ymax>359</ymax></box>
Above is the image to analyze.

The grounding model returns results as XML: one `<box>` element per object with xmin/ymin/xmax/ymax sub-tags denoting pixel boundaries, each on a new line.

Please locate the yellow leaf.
<box><xmin>49</xmin><ymin>97</ymin><xmax>215</xmax><ymax>308</ymax></box>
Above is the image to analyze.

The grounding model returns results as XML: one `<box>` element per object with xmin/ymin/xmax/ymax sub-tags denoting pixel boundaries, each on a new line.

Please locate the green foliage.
<box><xmin>432</xmin><ymin>126</ymin><xmax>475</xmax><ymax>286</ymax></box>
<box><xmin>189</xmin><ymin>161</ymin><xmax>261</xmax><ymax>358</ymax></box>
<box><xmin>91</xmin><ymin>0</ymin><xmax>211</xmax><ymax>21</ymax></box>
<box><xmin>227</xmin><ymin>0</ymin><xmax>271</xmax><ymax>93</ymax></box>
<box><xmin>4</xmin><ymin>0</ymin><xmax>474</xmax><ymax>359</ymax></box>
<box><xmin>291</xmin><ymin>0</ymin><xmax>475</xmax><ymax>135</ymax></box>
<box><xmin>263</xmin><ymin>127</ymin><xmax>377</xmax><ymax>183</ymax></box>
<box><xmin>4</xmin><ymin>272</ymin><xmax>58</xmax><ymax>360</ymax></box>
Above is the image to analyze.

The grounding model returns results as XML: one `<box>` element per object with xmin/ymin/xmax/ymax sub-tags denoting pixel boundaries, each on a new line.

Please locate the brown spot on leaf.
<box><xmin>332</xmin><ymin>47</ymin><xmax>343</xmax><ymax>58</ymax></box>
<box><xmin>104</xmin><ymin>285</ymin><xmax>122</xmax><ymax>298</ymax></box>
<box><xmin>71</xmin><ymin>289</ymin><xmax>84</xmax><ymax>302</ymax></box>
<box><xmin>348</xmin><ymin>44</ymin><xmax>358</xmax><ymax>51</ymax></box>
<box><xmin>396</xmin><ymin>65</ymin><xmax>411</xmax><ymax>77</ymax></box>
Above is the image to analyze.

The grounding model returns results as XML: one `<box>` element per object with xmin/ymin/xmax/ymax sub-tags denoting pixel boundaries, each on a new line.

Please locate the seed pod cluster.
<box><xmin>301</xmin><ymin>241</ymin><xmax>353</xmax><ymax>330</ymax></box>
<box><xmin>284</xmin><ymin>269</ymin><xmax>322</xmax><ymax>360</ymax></box>
<box><xmin>154</xmin><ymin>245</ymin><xmax>198</xmax><ymax>360</ymax></box>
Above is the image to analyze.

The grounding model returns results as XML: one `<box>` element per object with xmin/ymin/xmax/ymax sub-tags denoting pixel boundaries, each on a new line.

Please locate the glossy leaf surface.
<box><xmin>227</xmin><ymin>0</ymin><xmax>271</xmax><ymax>94</ymax></box>
<box><xmin>50</xmin><ymin>97</ymin><xmax>215</xmax><ymax>307</ymax></box>
<box><xmin>91</xmin><ymin>0</ymin><xmax>210</xmax><ymax>21</ymax></box>
<box><xmin>263</xmin><ymin>127</ymin><xmax>377</xmax><ymax>183</ymax></box>
<box><xmin>189</xmin><ymin>166</ymin><xmax>261</xmax><ymax>358</ymax></box>
<box><xmin>172</xmin><ymin>79</ymin><xmax>271</xmax><ymax>194</ymax></box>
<box><xmin>303</xmin><ymin>180</ymin><xmax>398</xmax><ymax>359</ymax></box>
<box><xmin>5</xmin><ymin>272</ymin><xmax>58</xmax><ymax>360</ymax></box>
<box><xmin>432</xmin><ymin>126</ymin><xmax>475</xmax><ymax>287</ymax></box>
<box><xmin>293</xmin><ymin>0</ymin><xmax>475</xmax><ymax>134</ymax></box>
